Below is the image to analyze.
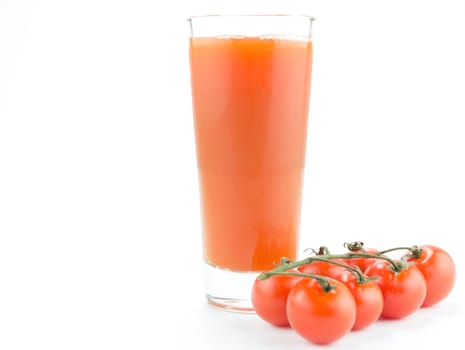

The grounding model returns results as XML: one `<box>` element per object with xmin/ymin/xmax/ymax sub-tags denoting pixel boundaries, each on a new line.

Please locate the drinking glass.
<box><xmin>188</xmin><ymin>15</ymin><xmax>315</xmax><ymax>312</ymax></box>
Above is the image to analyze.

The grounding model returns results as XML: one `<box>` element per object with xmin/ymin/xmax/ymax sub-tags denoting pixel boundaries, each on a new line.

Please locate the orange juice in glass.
<box><xmin>188</xmin><ymin>15</ymin><xmax>314</xmax><ymax>312</ymax></box>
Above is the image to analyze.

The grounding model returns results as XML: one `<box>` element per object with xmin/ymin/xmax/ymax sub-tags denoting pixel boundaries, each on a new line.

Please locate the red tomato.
<box><xmin>406</xmin><ymin>245</ymin><xmax>456</xmax><ymax>307</ymax></box>
<box><xmin>329</xmin><ymin>269</ymin><xmax>384</xmax><ymax>330</ymax></box>
<box><xmin>345</xmin><ymin>248</ymin><xmax>379</xmax><ymax>273</ymax></box>
<box><xmin>251</xmin><ymin>274</ymin><xmax>302</xmax><ymax>327</ymax></box>
<box><xmin>286</xmin><ymin>277</ymin><xmax>356</xmax><ymax>345</ymax></box>
<box><xmin>365</xmin><ymin>260</ymin><xmax>426</xmax><ymax>319</ymax></box>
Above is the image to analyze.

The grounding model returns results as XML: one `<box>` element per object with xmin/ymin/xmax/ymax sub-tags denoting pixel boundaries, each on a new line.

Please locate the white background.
<box><xmin>1</xmin><ymin>0</ymin><xmax>464</xmax><ymax>349</ymax></box>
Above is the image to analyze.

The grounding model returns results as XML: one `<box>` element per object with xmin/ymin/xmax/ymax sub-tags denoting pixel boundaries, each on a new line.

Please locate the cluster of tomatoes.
<box><xmin>251</xmin><ymin>243</ymin><xmax>456</xmax><ymax>345</ymax></box>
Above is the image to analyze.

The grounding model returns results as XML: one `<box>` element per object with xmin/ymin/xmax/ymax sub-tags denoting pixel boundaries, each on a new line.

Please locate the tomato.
<box><xmin>345</xmin><ymin>247</ymin><xmax>379</xmax><ymax>273</ymax></box>
<box><xmin>406</xmin><ymin>245</ymin><xmax>456</xmax><ymax>307</ymax></box>
<box><xmin>365</xmin><ymin>260</ymin><xmax>426</xmax><ymax>319</ymax></box>
<box><xmin>286</xmin><ymin>277</ymin><xmax>356</xmax><ymax>345</ymax></box>
<box><xmin>329</xmin><ymin>269</ymin><xmax>384</xmax><ymax>330</ymax></box>
<box><xmin>251</xmin><ymin>273</ymin><xmax>302</xmax><ymax>327</ymax></box>
<box><xmin>299</xmin><ymin>258</ymin><xmax>383</xmax><ymax>330</ymax></box>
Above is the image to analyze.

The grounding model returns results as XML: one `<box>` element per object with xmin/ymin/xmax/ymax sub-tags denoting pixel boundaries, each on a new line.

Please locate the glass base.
<box><xmin>204</xmin><ymin>261</ymin><xmax>258</xmax><ymax>313</ymax></box>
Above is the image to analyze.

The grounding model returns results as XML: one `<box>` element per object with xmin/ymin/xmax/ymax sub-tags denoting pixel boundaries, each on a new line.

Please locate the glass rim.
<box><xmin>186</xmin><ymin>14</ymin><xmax>316</xmax><ymax>23</ymax></box>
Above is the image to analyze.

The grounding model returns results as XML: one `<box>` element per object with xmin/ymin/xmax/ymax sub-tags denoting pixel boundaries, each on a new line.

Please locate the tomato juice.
<box><xmin>189</xmin><ymin>36</ymin><xmax>313</xmax><ymax>272</ymax></box>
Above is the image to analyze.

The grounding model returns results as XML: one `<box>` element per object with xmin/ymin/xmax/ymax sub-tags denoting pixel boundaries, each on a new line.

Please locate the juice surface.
<box><xmin>189</xmin><ymin>36</ymin><xmax>313</xmax><ymax>271</ymax></box>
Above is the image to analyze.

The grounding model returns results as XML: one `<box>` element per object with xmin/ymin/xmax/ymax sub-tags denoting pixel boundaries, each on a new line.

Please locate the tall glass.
<box><xmin>188</xmin><ymin>15</ymin><xmax>315</xmax><ymax>312</ymax></box>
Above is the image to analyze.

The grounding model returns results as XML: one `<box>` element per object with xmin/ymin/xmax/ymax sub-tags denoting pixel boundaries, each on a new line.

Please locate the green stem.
<box><xmin>260</xmin><ymin>251</ymin><xmax>402</xmax><ymax>280</ymax></box>
<box><xmin>306</xmin><ymin>256</ymin><xmax>368</xmax><ymax>284</ymax></box>
<box><xmin>329</xmin><ymin>252</ymin><xmax>402</xmax><ymax>273</ymax></box>
<box><xmin>258</xmin><ymin>271</ymin><xmax>335</xmax><ymax>292</ymax></box>
<box><xmin>378</xmin><ymin>246</ymin><xmax>414</xmax><ymax>255</ymax></box>
<box><xmin>378</xmin><ymin>245</ymin><xmax>422</xmax><ymax>259</ymax></box>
